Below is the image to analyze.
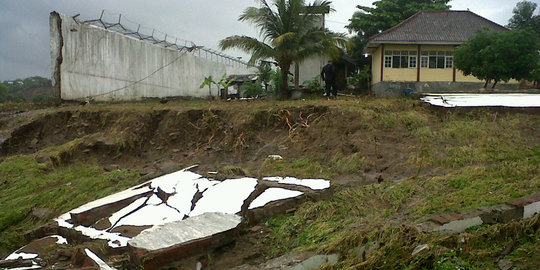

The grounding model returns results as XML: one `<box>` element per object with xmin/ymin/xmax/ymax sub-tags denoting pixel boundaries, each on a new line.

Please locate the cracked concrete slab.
<box><xmin>248</xmin><ymin>188</ymin><xmax>303</xmax><ymax>209</ymax></box>
<box><xmin>128</xmin><ymin>213</ymin><xmax>242</xmax><ymax>269</ymax></box>
<box><xmin>51</xmin><ymin>167</ymin><xmax>331</xmax><ymax>254</ymax></box>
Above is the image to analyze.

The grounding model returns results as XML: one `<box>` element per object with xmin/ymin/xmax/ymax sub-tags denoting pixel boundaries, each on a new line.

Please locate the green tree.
<box><xmin>454</xmin><ymin>29</ymin><xmax>540</xmax><ymax>88</ymax></box>
<box><xmin>507</xmin><ymin>1</ymin><xmax>540</xmax><ymax>35</ymax></box>
<box><xmin>257</xmin><ymin>61</ymin><xmax>273</xmax><ymax>92</ymax></box>
<box><xmin>347</xmin><ymin>0</ymin><xmax>450</xmax><ymax>39</ymax></box>
<box><xmin>0</xmin><ymin>83</ymin><xmax>8</xmax><ymax>103</ymax></box>
<box><xmin>219</xmin><ymin>0</ymin><xmax>346</xmax><ymax>100</ymax></box>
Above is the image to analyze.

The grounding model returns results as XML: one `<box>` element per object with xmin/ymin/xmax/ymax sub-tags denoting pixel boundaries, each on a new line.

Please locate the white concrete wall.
<box><xmin>298</xmin><ymin>55</ymin><xmax>329</xmax><ymax>85</ymax></box>
<box><xmin>50</xmin><ymin>12</ymin><xmax>254</xmax><ymax>101</ymax></box>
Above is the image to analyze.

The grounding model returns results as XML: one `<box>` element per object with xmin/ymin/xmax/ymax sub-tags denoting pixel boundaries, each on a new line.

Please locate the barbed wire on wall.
<box><xmin>81</xmin><ymin>10</ymin><xmax>251</xmax><ymax>69</ymax></box>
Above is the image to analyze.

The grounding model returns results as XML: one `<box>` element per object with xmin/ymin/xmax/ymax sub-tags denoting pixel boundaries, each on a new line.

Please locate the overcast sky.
<box><xmin>0</xmin><ymin>0</ymin><xmax>534</xmax><ymax>81</ymax></box>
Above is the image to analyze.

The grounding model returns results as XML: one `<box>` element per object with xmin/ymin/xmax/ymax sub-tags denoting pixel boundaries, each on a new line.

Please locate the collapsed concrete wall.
<box><xmin>50</xmin><ymin>12</ymin><xmax>254</xmax><ymax>101</ymax></box>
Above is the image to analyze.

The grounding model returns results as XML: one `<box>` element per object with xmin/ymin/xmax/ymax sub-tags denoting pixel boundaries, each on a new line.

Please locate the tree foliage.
<box><xmin>2</xmin><ymin>76</ymin><xmax>52</xmax><ymax>92</ymax></box>
<box><xmin>0</xmin><ymin>83</ymin><xmax>8</xmax><ymax>103</ymax></box>
<box><xmin>347</xmin><ymin>0</ymin><xmax>450</xmax><ymax>39</ymax></box>
<box><xmin>454</xmin><ymin>29</ymin><xmax>540</xmax><ymax>88</ymax></box>
<box><xmin>220</xmin><ymin>0</ymin><xmax>346</xmax><ymax>100</ymax></box>
<box><xmin>507</xmin><ymin>0</ymin><xmax>540</xmax><ymax>35</ymax></box>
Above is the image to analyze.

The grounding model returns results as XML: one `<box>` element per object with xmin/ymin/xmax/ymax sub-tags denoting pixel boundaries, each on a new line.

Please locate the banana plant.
<box><xmin>200</xmin><ymin>76</ymin><xmax>217</xmax><ymax>97</ymax></box>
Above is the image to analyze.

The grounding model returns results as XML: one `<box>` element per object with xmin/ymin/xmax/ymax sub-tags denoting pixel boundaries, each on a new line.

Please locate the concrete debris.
<box><xmin>497</xmin><ymin>259</ymin><xmax>514</xmax><ymax>270</ymax></box>
<box><xmin>84</xmin><ymin>249</ymin><xmax>116</xmax><ymax>270</ymax></box>
<box><xmin>129</xmin><ymin>213</ymin><xmax>242</xmax><ymax>269</ymax></box>
<box><xmin>290</xmin><ymin>254</ymin><xmax>339</xmax><ymax>270</ymax></box>
<box><xmin>2</xmin><ymin>235</ymin><xmax>69</xmax><ymax>269</ymax></box>
<box><xmin>129</xmin><ymin>212</ymin><xmax>242</xmax><ymax>251</ymax></box>
<box><xmin>411</xmin><ymin>244</ymin><xmax>430</xmax><ymax>256</ymax></box>
<box><xmin>248</xmin><ymin>188</ymin><xmax>303</xmax><ymax>209</ymax></box>
<box><xmin>350</xmin><ymin>241</ymin><xmax>379</xmax><ymax>262</ymax></box>
<box><xmin>263</xmin><ymin>176</ymin><xmax>330</xmax><ymax>190</ymax></box>
<box><xmin>421</xmin><ymin>93</ymin><xmax>540</xmax><ymax>108</ymax></box>
<box><xmin>267</xmin><ymin>154</ymin><xmax>283</xmax><ymax>160</ymax></box>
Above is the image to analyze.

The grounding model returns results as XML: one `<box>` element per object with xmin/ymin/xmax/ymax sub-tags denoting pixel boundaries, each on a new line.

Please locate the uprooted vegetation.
<box><xmin>0</xmin><ymin>97</ymin><xmax>538</xmax><ymax>269</ymax></box>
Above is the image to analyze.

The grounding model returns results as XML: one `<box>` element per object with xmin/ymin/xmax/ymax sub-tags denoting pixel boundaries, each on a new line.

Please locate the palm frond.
<box><xmin>219</xmin><ymin>35</ymin><xmax>275</xmax><ymax>64</ymax></box>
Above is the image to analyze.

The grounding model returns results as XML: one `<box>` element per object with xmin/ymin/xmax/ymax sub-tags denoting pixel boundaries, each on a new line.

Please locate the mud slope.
<box><xmin>0</xmin><ymin>104</ymin><xmax>417</xmax><ymax>184</ymax></box>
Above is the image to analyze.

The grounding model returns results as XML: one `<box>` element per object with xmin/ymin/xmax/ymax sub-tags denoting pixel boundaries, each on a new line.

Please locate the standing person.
<box><xmin>321</xmin><ymin>60</ymin><xmax>337</xmax><ymax>98</ymax></box>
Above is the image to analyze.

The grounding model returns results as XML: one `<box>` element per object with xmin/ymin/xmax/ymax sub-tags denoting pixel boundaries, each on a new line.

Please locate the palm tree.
<box><xmin>219</xmin><ymin>0</ymin><xmax>346</xmax><ymax>100</ymax></box>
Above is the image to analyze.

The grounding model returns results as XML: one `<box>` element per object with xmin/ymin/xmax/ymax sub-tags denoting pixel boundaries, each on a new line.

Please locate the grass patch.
<box><xmin>0</xmin><ymin>155</ymin><xmax>140</xmax><ymax>251</ymax></box>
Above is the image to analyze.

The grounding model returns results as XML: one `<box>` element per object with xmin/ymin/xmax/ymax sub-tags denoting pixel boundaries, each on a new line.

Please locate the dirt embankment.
<box><xmin>0</xmin><ymin>104</ymin><xmax>417</xmax><ymax>185</ymax></box>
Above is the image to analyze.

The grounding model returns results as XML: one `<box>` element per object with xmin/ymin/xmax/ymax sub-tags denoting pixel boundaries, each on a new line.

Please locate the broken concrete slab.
<box><xmin>433</xmin><ymin>216</ymin><xmax>483</xmax><ymax>233</ymax></box>
<box><xmin>3</xmin><ymin>235</ymin><xmax>69</xmax><ymax>269</ymax></box>
<box><xmin>411</xmin><ymin>244</ymin><xmax>430</xmax><ymax>256</ymax></box>
<box><xmin>248</xmin><ymin>188</ymin><xmax>303</xmax><ymax>209</ymax></box>
<box><xmin>478</xmin><ymin>204</ymin><xmax>522</xmax><ymax>224</ymax></box>
<box><xmin>264</xmin><ymin>176</ymin><xmax>330</xmax><ymax>190</ymax></box>
<box><xmin>45</xmin><ymin>166</ymin><xmax>331</xmax><ymax>268</ymax></box>
<box><xmin>84</xmin><ymin>248</ymin><xmax>116</xmax><ymax>270</ymax></box>
<box><xmin>508</xmin><ymin>193</ymin><xmax>540</xmax><ymax>218</ymax></box>
<box><xmin>231</xmin><ymin>251</ymin><xmax>317</xmax><ymax>270</ymax></box>
<box><xmin>290</xmin><ymin>253</ymin><xmax>339</xmax><ymax>270</ymax></box>
<box><xmin>524</xmin><ymin>201</ymin><xmax>540</xmax><ymax>219</ymax></box>
<box><xmin>189</xmin><ymin>178</ymin><xmax>258</xmax><ymax>217</ymax></box>
<box><xmin>421</xmin><ymin>93</ymin><xmax>540</xmax><ymax>108</ymax></box>
<box><xmin>128</xmin><ymin>213</ymin><xmax>242</xmax><ymax>269</ymax></box>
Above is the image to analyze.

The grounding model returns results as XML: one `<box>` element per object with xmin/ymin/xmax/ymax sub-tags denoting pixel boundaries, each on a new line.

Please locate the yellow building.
<box><xmin>365</xmin><ymin>10</ymin><xmax>516</xmax><ymax>96</ymax></box>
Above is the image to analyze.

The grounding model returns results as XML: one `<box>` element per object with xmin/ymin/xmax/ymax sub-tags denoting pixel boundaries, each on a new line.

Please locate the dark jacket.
<box><xmin>321</xmin><ymin>63</ymin><xmax>336</xmax><ymax>81</ymax></box>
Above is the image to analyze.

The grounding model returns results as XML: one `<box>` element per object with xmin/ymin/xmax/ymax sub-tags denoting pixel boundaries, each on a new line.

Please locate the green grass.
<box><xmin>0</xmin><ymin>155</ymin><xmax>140</xmax><ymax>250</ymax></box>
<box><xmin>258</xmin><ymin>104</ymin><xmax>539</xmax><ymax>269</ymax></box>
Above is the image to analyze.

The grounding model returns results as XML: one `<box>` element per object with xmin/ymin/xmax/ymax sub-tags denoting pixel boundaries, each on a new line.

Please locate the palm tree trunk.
<box><xmin>280</xmin><ymin>66</ymin><xmax>290</xmax><ymax>100</ymax></box>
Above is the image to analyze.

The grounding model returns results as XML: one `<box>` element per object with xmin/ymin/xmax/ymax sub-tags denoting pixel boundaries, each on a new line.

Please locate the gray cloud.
<box><xmin>0</xmin><ymin>0</ymin><xmax>526</xmax><ymax>81</ymax></box>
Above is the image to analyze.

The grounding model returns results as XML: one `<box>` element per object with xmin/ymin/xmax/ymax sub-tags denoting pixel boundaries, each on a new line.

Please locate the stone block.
<box><xmin>433</xmin><ymin>216</ymin><xmax>483</xmax><ymax>233</ymax></box>
<box><xmin>507</xmin><ymin>193</ymin><xmax>540</xmax><ymax>207</ymax></box>
<box><xmin>479</xmin><ymin>204</ymin><xmax>521</xmax><ymax>224</ymax></box>
<box><xmin>290</xmin><ymin>254</ymin><xmax>339</xmax><ymax>270</ymax></box>
<box><xmin>524</xmin><ymin>201</ymin><xmax>540</xmax><ymax>219</ymax></box>
<box><xmin>128</xmin><ymin>213</ymin><xmax>242</xmax><ymax>270</ymax></box>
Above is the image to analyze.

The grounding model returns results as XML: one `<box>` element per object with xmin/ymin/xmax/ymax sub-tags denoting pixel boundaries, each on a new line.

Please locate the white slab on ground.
<box><xmin>128</xmin><ymin>212</ymin><xmax>242</xmax><ymax>251</ymax></box>
<box><xmin>4</xmin><ymin>252</ymin><xmax>38</xmax><ymax>260</ymax></box>
<box><xmin>150</xmin><ymin>170</ymin><xmax>202</xmax><ymax>194</ymax></box>
<box><xmin>113</xmin><ymin>204</ymin><xmax>184</xmax><ymax>227</ymax></box>
<box><xmin>421</xmin><ymin>93</ymin><xmax>540</xmax><ymax>108</ymax></box>
<box><xmin>264</xmin><ymin>177</ymin><xmax>330</xmax><ymax>190</ymax></box>
<box><xmin>249</xmin><ymin>188</ymin><xmax>303</xmax><ymax>209</ymax></box>
<box><xmin>85</xmin><ymin>248</ymin><xmax>116</xmax><ymax>270</ymax></box>
<box><xmin>189</xmin><ymin>178</ymin><xmax>258</xmax><ymax>217</ymax></box>
<box><xmin>68</xmin><ymin>185</ymin><xmax>153</xmax><ymax>215</ymax></box>
<box><xmin>108</xmin><ymin>197</ymin><xmax>148</xmax><ymax>228</ymax></box>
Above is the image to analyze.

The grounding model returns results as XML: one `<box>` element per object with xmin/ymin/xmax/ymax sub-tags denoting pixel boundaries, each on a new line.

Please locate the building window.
<box><xmin>384</xmin><ymin>50</ymin><xmax>417</xmax><ymax>68</ymax></box>
<box><xmin>445</xmin><ymin>51</ymin><xmax>454</xmax><ymax>68</ymax></box>
<box><xmin>384</xmin><ymin>56</ymin><xmax>392</xmax><ymax>68</ymax></box>
<box><xmin>409</xmin><ymin>56</ymin><xmax>417</xmax><ymax>68</ymax></box>
<box><xmin>421</xmin><ymin>50</ymin><xmax>454</xmax><ymax>69</ymax></box>
<box><xmin>420</xmin><ymin>51</ymin><xmax>428</xmax><ymax>68</ymax></box>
